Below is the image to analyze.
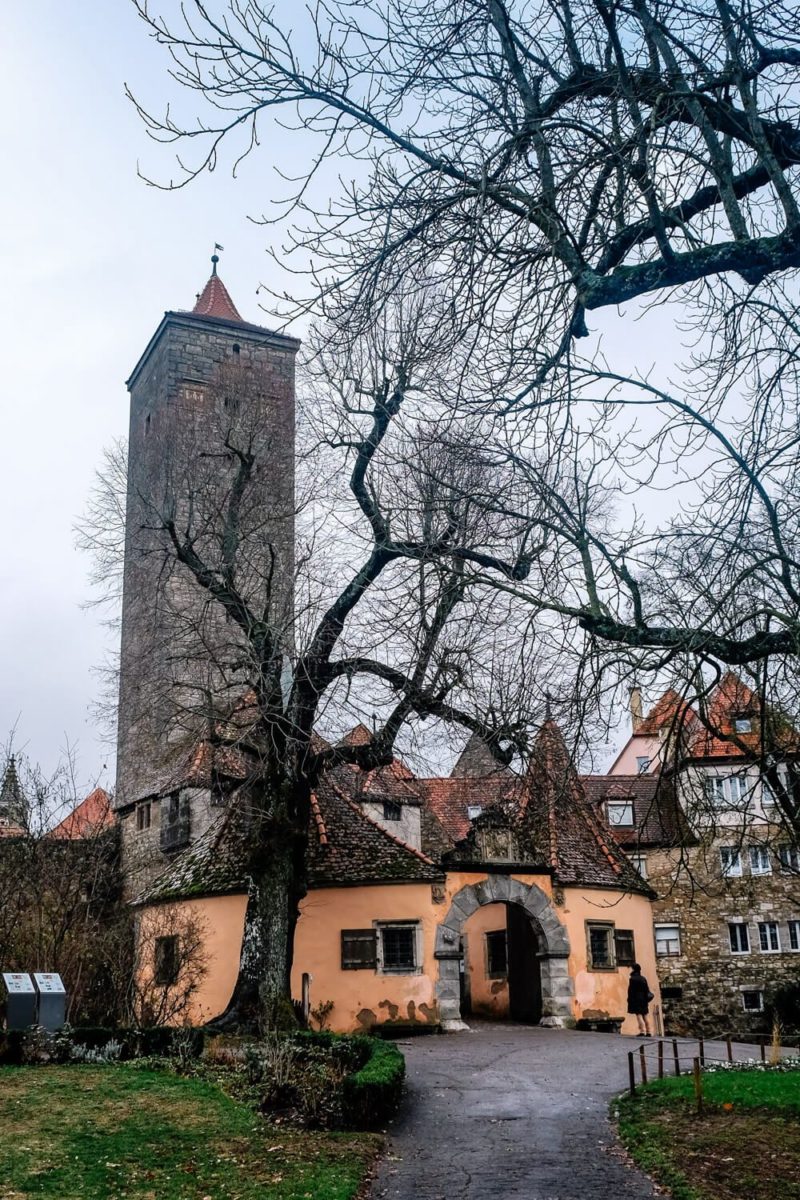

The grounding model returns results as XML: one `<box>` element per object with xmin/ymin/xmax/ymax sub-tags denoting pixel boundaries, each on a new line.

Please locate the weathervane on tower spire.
<box><xmin>211</xmin><ymin>242</ymin><xmax>224</xmax><ymax>275</ymax></box>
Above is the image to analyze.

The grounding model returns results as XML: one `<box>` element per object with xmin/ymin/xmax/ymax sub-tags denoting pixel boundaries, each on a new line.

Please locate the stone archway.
<box><xmin>435</xmin><ymin>877</ymin><xmax>573</xmax><ymax>1030</ymax></box>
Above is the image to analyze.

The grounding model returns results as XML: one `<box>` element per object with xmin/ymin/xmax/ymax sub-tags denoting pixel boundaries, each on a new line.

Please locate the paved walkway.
<box><xmin>370</xmin><ymin>1023</ymin><xmax>659</xmax><ymax>1200</ymax></box>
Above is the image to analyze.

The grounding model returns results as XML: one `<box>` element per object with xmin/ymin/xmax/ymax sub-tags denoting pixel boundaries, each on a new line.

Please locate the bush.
<box><xmin>341</xmin><ymin>1038</ymin><xmax>405</xmax><ymax>1130</ymax></box>
<box><xmin>0</xmin><ymin>1025</ymin><xmax>205</xmax><ymax>1066</ymax></box>
<box><xmin>243</xmin><ymin>1031</ymin><xmax>404</xmax><ymax>1131</ymax></box>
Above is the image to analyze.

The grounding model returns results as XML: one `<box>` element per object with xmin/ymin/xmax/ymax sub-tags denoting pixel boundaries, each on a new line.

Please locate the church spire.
<box><xmin>0</xmin><ymin>755</ymin><xmax>26</xmax><ymax>828</ymax></box>
<box><xmin>192</xmin><ymin>249</ymin><xmax>243</xmax><ymax>322</ymax></box>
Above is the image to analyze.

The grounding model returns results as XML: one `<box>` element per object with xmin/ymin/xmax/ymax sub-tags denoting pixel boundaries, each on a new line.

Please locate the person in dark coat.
<box><xmin>627</xmin><ymin>963</ymin><xmax>652</xmax><ymax>1036</ymax></box>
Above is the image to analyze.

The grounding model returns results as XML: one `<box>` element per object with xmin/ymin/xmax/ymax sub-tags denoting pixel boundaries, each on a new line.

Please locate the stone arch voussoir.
<box><xmin>435</xmin><ymin>877</ymin><xmax>573</xmax><ymax>1030</ymax></box>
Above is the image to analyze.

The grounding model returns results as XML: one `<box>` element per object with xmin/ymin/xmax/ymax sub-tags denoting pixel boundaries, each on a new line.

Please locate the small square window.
<box><xmin>741</xmin><ymin>989</ymin><xmax>764</xmax><ymax>1012</ymax></box>
<box><xmin>758</xmin><ymin>921</ymin><xmax>780</xmax><ymax>952</ymax></box>
<box><xmin>486</xmin><ymin>930</ymin><xmax>508</xmax><ymax>977</ymax></box>
<box><xmin>614</xmin><ymin>929</ymin><xmax>636</xmax><ymax>966</ymax></box>
<box><xmin>136</xmin><ymin>801</ymin><xmax>151</xmax><ymax>833</ymax></box>
<box><xmin>788</xmin><ymin>920</ymin><xmax>800</xmax><ymax>952</ymax></box>
<box><xmin>636</xmin><ymin>756</ymin><xmax>651</xmax><ymax>774</ymax></box>
<box><xmin>720</xmin><ymin>847</ymin><xmax>742</xmax><ymax>877</ymax></box>
<box><xmin>383</xmin><ymin>800</ymin><xmax>402</xmax><ymax>822</ymax></box>
<box><xmin>377</xmin><ymin>923</ymin><xmax>419</xmax><ymax>973</ymax></box>
<box><xmin>607</xmin><ymin>800</ymin><xmax>634</xmax><ymax>827</ymax></box>
<box><xmin>734</xmin><ymin>717</ymin><xmax>752</xmax><ymax>734</ymax></box>
<box><xmin>587</xmin><ymin>922</ymin><xmax>615</xmax><ymax>970</ymax></box>
<box><xmin>154</xmin><ymin>935</ymin><xmax>179</xmax><ymax>986</ymax></box>
<box><xmin>728</xmin><ymin>922</ymin><xmax>750</xmax><ymax>954</ymax></box>
<box><xmin>655</xmin><ymin>924</ymin><xmax>681</xmax><ymax>957</ymax></box>
<box><xmin>749</xmin><ymin>846</ymin><xmax>772</xmax><ymax>876</ymax></box>
<box><xmin>467</xmin><ymin>805</ymin><xmax>483</xmax><ymax>821</ymax></box>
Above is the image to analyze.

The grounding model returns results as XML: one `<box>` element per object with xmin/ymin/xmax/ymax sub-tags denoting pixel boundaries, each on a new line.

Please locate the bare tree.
<box><xmin>81</xmin><ymin>302</ymin><xmax>573</xmax><ymax>1030</ymax></box>
<box><xmin>129</xmin><ymin>0</ymin><xmax>800</xmax><ymax>378</ymax></box>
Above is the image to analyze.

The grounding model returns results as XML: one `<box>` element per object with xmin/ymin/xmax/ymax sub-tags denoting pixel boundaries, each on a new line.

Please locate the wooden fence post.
<box><xmin>760</xmin><ymin>1037</ymin><xmax>766</xmax><ymax>1063</ymax></box>
<box><xmin>699</xmin><ymin>1036</ymin><xmax>705</xmax><ymax>1066</ymax></box>
<box><xmin>693</xmin><ymin>1056</ymin><xmax>703</xmax><ymax>1114</ymax></box>
<box><xmin>658</xmin><ymin>1040</ymin><xmax>664</xmax><ymax>1079</ymax></box>
<box><xmin>639</xmin><ymin>1044</ymin><xmax>648</xmax><ymax>1084</ymax></box>
<box><xmin>628</xmin><ymin>1051</ymin><xmax>636</xmax><ymax>1097</ymax></box>
<box><xmin>726</xmin><ymin>1035</ymin><xmax>733</xmax><ymax>1063</ymax></box>
<box><xmin>672</xmin><ymin>1038</ymin><xmax>680</xmax><ymax>1077</ymax></box>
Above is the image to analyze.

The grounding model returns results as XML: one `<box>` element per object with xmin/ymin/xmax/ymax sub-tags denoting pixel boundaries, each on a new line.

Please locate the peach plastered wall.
<box><xmin>462</xmin><ymin>901</ymin><xmax>509</xmax><ymax>1018</ymax></box>
<box><xmin>291</xmin><ymin>882</ymin><xmax>440</xmax><ymax>1032</ymax></box>
<box><xmin>560</xmin><ymin>886</ymin><xmax>661</xmax><ymax>1034</ymax></box>
<box><xmin>137</xmin><ymin>893</ymin><xmax>247</xmax><ymax>1026</ymax></box>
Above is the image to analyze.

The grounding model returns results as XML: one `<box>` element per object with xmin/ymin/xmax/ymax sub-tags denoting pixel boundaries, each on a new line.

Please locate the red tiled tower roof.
<box><xmin>49</xmin><ymin>788</ymin><xmax>115</xmax><ymax>840</ymax></box>
<box><xmin>192</xmin><ymin>269</ymin><xmax>243</xmax><ymax>322</ymax></box>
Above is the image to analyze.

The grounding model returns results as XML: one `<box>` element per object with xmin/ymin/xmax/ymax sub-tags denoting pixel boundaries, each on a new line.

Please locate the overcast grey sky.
<box><xmin>0</xmin><ymin>3</ymin><xmax>685</xmax><ymax>791</ymax></box>
<box><xmin>0</xmin><ymin>3</ymin><xmax>308</xmax><ymax>789</ymax></box>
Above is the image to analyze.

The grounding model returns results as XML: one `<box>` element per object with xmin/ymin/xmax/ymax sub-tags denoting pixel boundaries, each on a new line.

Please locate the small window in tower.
<box><xmin>145</xmin><ymin>413</ymin><xmax>151</xmax><ymax>433</ymax></box>
<box><xmin>232</xmin><ymin>343</ymin><xmax>241</xmax><ymax>355</ymax></box>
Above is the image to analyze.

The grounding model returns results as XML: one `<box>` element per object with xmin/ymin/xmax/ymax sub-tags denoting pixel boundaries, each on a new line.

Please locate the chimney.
<box><xmin>629</xmin><ymin>686</ymin><xmax>643</xmax><ymax>734</ymax></box>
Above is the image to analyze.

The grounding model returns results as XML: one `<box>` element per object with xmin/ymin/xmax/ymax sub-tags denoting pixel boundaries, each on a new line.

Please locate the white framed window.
<box><xmin>728</xmin><ymin>775</ymin><xmax>749</xmax><ymax>805</ymax></box>
<box><xmin>467</xmin><ymin>804</ymin><xmax>483</xmax><ymax>820</ymax></box>
<box><xmin>607</xmin><ymin>799</ymin><xmax>634</xmax><ymax>827</ymax></box>
<box><xmin>734</xmin><ymin>717</ymin><xmax>753</xmax><ymax>734</ymax></box>
<box><xmin>728</xmin><ymin>922</ymin><xmax>750</xmax><ymax>954</ymax></box>
<box><xmin>788</xmin><ymin>920</ymin><xmax>800</xmax><ymax>952</ymax></box>
<box><xmin>655</xmin><ymin>923</ymin><xmax>681</xmax><ymax>957</ymax></box>
<box><xmin>705</xmin><ymin>776</ymin><xmax>727</xmax><ymax>807</ymax></box>
<box><xmin>741</xmin><ymin>989</ymin><xmax>764</xmax><ymax>1012</ymax></box>
<box><xmin>720</xmin><ymin>846</ymin><xmax>743</xmax><ymax>878</ymax></box>
<box><xmin>376</xmin><ymin>921</ymin><xmax>421</xmax><ymax>974</ymax></box>
<box><xmin>779</xmin><ymin>844</ymin><xmax>800</xmax><ymax>873</ymax></box>
<box><xmin>748</xmin><ymin>846</ymin><xmax>772</xmax><ymax>876</ymax></box>
<box><xmin>636</xmin><ymin>756</ymin><xmax>651</xmax><ymax>774</ymax></box>
<box><xmin>758</xmin><ymin>921</ymin><xmax>781</xmax><ymax>952</ymax></box>
<box><xmin>628</xmin><ymin>853</ymin><xmax>648</xmax><ymax>880</ymax></box>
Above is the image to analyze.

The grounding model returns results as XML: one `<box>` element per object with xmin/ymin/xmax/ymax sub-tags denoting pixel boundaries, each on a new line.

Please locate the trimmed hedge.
<box><xmin>289</xmin><ymin>1030</ymin><xmax>405</xmax><ymax>1129</ymax></box>
<box><xmin>341</xmin><ymin>1038</ymin><xmax>405</xmax><ymax>1129</ymax></box>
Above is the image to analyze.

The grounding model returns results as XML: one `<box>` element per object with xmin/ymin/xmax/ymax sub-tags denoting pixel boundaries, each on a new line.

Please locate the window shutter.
<box><xmin>614</xmin><ymin>929</ymin><xmax>636</xmax><ymax>966</ymax></box>
<box><xmin>341</xmin><ymin>929</ymin><xmax>377</xmax><ymax>970</ymax></box>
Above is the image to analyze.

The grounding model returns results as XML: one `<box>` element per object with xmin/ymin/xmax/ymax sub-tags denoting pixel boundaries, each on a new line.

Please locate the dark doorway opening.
<box><xmin>506</xmin><ymin>902</ymin><xmax>542</xmax><ymax>1023</ymax></box>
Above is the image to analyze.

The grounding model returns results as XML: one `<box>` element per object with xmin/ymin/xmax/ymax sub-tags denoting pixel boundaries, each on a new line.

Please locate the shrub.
<box><xmin>341</xmin><ymin>1038</ymin><xmax>405</xmax><ymax>1130</ymax></box>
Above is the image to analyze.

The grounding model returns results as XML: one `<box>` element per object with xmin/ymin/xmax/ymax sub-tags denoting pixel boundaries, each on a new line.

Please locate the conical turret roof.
<box><xmin>192</xmin><ymin>269</ymin><xmax>243</xmax><ymax>322</ymax></box>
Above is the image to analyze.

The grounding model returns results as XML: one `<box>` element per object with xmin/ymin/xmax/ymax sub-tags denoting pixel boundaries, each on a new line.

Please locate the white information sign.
<box><xmin>2</xmin><ymin>973</ymin><xmax>35</xmax><ymax>994</ymax></box>
<box><xmin>33</xmin><ymin>973</ymin><xmax>65</xmax><ymax>994</ymax></box>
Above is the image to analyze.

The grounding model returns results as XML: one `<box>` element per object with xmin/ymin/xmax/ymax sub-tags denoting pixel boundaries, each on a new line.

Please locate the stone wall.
<box><xmin>646</xmin><ymin>834</ymin><xmax>800</xmax><ymax>1035</ymax></box>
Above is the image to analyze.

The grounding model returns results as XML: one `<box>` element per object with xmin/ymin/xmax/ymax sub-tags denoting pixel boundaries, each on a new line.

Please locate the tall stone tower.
<box><xmin>116</xmin><ymin>260</ymin><xmax>299</xmax><ymax>891</ymax></box>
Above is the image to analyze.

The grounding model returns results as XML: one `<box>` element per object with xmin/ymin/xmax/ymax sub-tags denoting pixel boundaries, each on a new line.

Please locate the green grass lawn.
<box><xmin>617</xmin><ymin>1069</ymin><xmax>800</xmax><ymax>1200</ymax></box>
<box><xmin>0</xmin><ymin>1065</ymin><xmax>379</xmax><ymax>1199</ymax></box>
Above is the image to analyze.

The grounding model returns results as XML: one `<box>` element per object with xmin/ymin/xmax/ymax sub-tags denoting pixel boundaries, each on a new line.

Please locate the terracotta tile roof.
<box><xmin>582</xmin><ymin>774</ymin><xmax>689</xmax><ymax>848</ymax></box>
<box><xmin>687</xmin><ymin>671</ymin><xmax>800</xmax><ymax>758</ymax></box>
<box><xmin>192</xmin><ymin>272</ymin><xmax>243</xmax><ymax>322</ymax></box>
<box><xmin>637</xmin><ymin>688</ymin><xmax>692</xmax><ymax>735</ymax></box>
<box><xmin>49</xmin><ymin>788</ymin><xmax>115</xmax><ymax>840</ymax></box>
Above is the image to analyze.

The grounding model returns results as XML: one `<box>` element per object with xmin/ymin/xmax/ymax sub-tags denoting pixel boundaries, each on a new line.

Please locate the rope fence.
<box><xmin>626</xmin><ymin>1032</ymin><xmax>800</xmax><ymax>1109</ymax></box>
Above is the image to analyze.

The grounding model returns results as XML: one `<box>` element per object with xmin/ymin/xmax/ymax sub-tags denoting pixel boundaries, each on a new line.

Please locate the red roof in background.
<box><xmin>49</xmin><ymin>788</ymin><xmax>115</xmax><ymax>840</ymax></box>
<box><xmin>637</xmin><ymin>688</ymin><xmax>692</xmax><ymax>735</ymax></box>
<box><xmin>192</xmin><ymin>272</ymin><xmax>243</xmax><ymax>322</ymax></box>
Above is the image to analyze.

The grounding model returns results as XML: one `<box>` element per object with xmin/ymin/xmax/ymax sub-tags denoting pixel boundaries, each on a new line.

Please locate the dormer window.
<box><xmin>734</xmin><ymin>716</ymin><xmax>752</xmax><ymax>733</ymax></box>
<box><xmin>383</xmin><ymin>800</ymin><xmax>402</xmax><ymax>822</ymax></box>
<box><xmin>606</xmin><ymin>799</ymin><xmax>634</xmax><ymax>827</ymax></box>
<box><xmin>467</xmin><ymin>805</ymin><xmax>483</xmax><ymax>820</ymax></box>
